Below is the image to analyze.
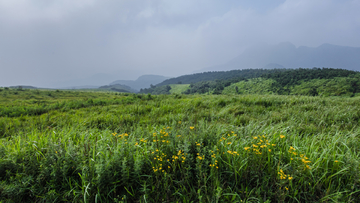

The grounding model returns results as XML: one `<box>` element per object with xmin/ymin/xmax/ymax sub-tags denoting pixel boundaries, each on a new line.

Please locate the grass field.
<box><xmin>0</xmin><ymin>88</ymin><xmax>360</xmax><ymax>202</ymax></box>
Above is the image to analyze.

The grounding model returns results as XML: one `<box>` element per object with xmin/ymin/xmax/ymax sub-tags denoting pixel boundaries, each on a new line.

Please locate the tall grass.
<box><xmin>0</xmin><ymin>91</ymin><xmax>360</xmax><ymax>202</ymax></box>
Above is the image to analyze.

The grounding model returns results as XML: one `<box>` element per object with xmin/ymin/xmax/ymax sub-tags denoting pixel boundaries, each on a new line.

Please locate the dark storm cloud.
<box><xmin>0</xmin><ymin>0</ymin><xmax>359</xmax><ymax>87</ymax></box>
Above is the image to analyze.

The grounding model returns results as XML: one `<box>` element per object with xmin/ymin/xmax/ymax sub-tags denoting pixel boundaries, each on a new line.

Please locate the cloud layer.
<box><xmin>0</xmin><ymin>0</ymin><xmax>359</xmax><ymax>87</ymax></box>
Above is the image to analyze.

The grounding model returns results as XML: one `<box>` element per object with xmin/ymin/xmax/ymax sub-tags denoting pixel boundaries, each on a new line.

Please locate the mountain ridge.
<box><xmin>201</xmin><ymin>42</ymin><xmax>360</xmax><ymax>72</ymax></box>
<box><xmin>110</xmin><ymin>74</ymin><xmax>169</xmax><ymax>91</ymax></box>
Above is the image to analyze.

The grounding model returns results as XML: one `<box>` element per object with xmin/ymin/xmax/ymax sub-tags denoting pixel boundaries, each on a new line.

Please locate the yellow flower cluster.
<box><xmin>278</xmin><ymin>169</ymin><xmax>293</xmax><ymax>180</ymax></box>
<box><xmin>195</xmin><ymin>141</ymin><xmax>204</xmax><ymax>146</ymax></box>
<box><xmin>152</xmin><ymin>127</ymin><xmax>171</xmax><ymax>144</ymax></box>
<box><xmin>288</xmin><ymin>146</ymin><xmax>311</xmax><ymax>170</ymax></box>
<box><xmin>152</xmin><ymin>150</ymin><xmax>169</xmax><ymax>173</ymax></box>
<box><xmin>113</xmin><ymin>132</ymin><xmax>129</xmax><ymax>138</ymax></box>
<box><xmin>209</xmin><ymin>150</ymin><xmax>219</xmax><ymax>168</ymax></box>
<box><xmin>172</xmin><ymin>150</ymin><xmax>186</xmax><ymax>163</ymax></box>
<box><xmin>227</xmin><ymin>150</ymin><xmax>239</xmax><ymax>156</ymax></box>
<box><xmin>244</xmin><ymin>135</ymin><xmax>275</xmax><ymax>155</ymax></box>
<box><xmin>219</xmin><ymin>137</ymin><xmax>226</xmax><ymax>142</ymax></box>
<box><xmin>197</xmin><ymin>153</ymin><xmax>204</xmax><ymax>160</ymax></box>
<box><xmin>218</xmin><ymin>131</ymin><xmax>237</xmax><ymax>143</ymax></box>
<box><xmin>227</xmin><ymin>131</ymin><xmax>237</xmax><ymax>137</ymax></box>
<box><xmin>209</xmin><ymin>160</ymin><xmax>218</xmax><ymax>168</ymax></box>
<box><xmin>112</xmin><ymin>132</ymin><xmax>129</xmax><ymax>144</ymax></box>
<box><xmin>152</xmin><ymin>151</ymin><xmax>166</xmax><ymax>162</ymax></box>
<box><xmin>152</xmin><ymin>164</ymin><xmax>164</xmax><ymax>173</ymax></box>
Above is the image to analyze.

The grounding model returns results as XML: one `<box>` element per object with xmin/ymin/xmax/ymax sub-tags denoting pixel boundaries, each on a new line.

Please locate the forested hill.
<box><xmin>140</xmin><ymin>68</ymin><xmax>360</xmax><ymax>96</ymax></box>
<box><xmin>155</xmin><ymin>69</ymin><xmax>283</xmax><ymax>86</ymax></box>
<box><xmin>262</xmin><ymin>68</ymin><xmax>358</xmax><ymax>86</ymax></box>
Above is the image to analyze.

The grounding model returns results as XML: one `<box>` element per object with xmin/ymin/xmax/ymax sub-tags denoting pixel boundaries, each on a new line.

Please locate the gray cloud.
<box><xmin>0</xmin><ymin>0</ymin><xmax>359</xmax><ymax>87</ymax></box>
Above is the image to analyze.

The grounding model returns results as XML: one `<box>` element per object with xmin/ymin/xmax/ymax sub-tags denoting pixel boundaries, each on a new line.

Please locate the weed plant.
<box><xmin>0</xmin><ymin>91</ymin><xmax>360</xmax><ymax>202</ymax></box>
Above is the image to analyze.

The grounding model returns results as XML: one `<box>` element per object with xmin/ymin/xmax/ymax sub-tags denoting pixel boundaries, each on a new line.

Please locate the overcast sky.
<box><xmin>1</xmin><ymin>0</ymin><xmax>360</xmax><ymax>87</ymax></box>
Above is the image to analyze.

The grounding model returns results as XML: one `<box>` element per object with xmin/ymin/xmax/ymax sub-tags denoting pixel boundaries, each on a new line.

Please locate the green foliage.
<box><xmin>139</xmin><ymin>85</ymin><xmax>172</xmax><ymax>94</ymax></box>
<box><xmin>1</xmin><ymin>91</ymin><xmax>360</xmax><ymax>202</ymax></box>
<box><xmin>222</xmin><ymin>76</ymin><xmax>360</xmax><ymax>97</ymax></box>
<box><xmin>291</xmin><ymin>77</ymin><xmax>360</xmax><ymax>96</ymax></box>
<box><xmin>157</xmin><ymin>69</ymin><xmax>283</xmax><ymax>86</ymax></box>
<box><xmin>262</xmin><ymin>67</ymin><xmax>358</xmax><ymax>86</ymax></box>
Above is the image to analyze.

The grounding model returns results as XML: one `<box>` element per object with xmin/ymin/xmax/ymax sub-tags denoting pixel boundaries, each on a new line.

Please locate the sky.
<box><xmin>1</xmin><ymin>0</ymin><xmax>360</xmax><ymax>87</ymax></box>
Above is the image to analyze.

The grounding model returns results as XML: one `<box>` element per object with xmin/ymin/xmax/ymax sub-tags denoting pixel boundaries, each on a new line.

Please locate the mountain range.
<box><xmin>202</xmin><ymin>42</ymin><xmax>360</xmax><ymax>72</ymax></box>
<box><xmin>110</xmin><ymin>75</ymin><xmax>169</xmax><ymax>91</ymax></box>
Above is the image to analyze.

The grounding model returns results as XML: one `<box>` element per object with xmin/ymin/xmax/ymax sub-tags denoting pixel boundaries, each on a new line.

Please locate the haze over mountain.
<box><xmin>201</xmin><ymin>42</ymin><xmax>360</xmax><ymax>72</ymax></box>
<box><xmin>110</xmin><ymin>75</ymin><xmax>169</xmax><ymax>91</ymax></box>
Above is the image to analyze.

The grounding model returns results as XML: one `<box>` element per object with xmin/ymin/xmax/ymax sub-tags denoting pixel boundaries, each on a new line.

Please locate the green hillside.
<box><xmin>222</xmin><ymin>78</ymin><xmax>277</xmax><ymax>95</ymax></box>
<box><xmin>140</xmin><ymin>68</ymin><xmax>360</xmax><ymax>96</ymax></box>
<box><xmin>155</xmin><ymin>69</ymin><xmax>282</xmax><ymax>86</ymax></box>
<box><xmin>183</xmin><ymin>68</ymin><xmax>360</xmax><ymax>96</ymax></box>
<box><xmin>169</xmin><ymin>84</ymin><xmax>190</xmax><ymax>94</ymax></box>
<box><xmin>98</xmin><ymin>84</ymin><xmax>136</xmax><ymax>93</ymax></box>
<box><xmin>223</xmin><ymin>76</ymin><xmax>360</xmax><ymax>97</ymax></box>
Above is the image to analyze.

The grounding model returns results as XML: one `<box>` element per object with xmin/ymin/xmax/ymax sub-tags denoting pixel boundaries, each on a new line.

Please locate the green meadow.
<box><xmin>0</xmin><ymin>88</ymin><xmax>360</xmax><ymax>202</ymax></box>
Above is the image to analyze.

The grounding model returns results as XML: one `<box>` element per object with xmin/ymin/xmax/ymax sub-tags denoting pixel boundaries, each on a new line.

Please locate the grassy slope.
<box><xmin>169</xmin><ymin>84</ymin><xmax>190</xmax><ymax>94</ymax></box>
<box><xmin>291</xmin><ymin>77</ymin><xmax>359</xmax><ymax>96</ymax></box>
<box><xmin>223</xmin><ymin>78</ymin><xmax>277</xmax><ymax>95</ymax></box>
<box><xmin>223</xmin><ymin>77</ymin><xmax>360</xmax><ymax>97</ymax></box>
<box><xmin>0</xmin><ymin>90</ymin><xmax>360</xmax><ymax>202</ymax></box>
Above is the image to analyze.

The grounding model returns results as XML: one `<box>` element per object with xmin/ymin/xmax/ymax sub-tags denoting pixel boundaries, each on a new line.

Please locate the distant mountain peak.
<box><xmin>277</xmin><ymin>41</ymin><xmax>296</xmax><ymax>49</ymax></box>
<box><xmin>110</xmin><ymin>74</ymin><xmax>169</xmax><ymax>91</ymax></box>
<box><xmin>201</xmin><ymin>42</ymin><xmax>360</xmax><ymax>72</ymax></box>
